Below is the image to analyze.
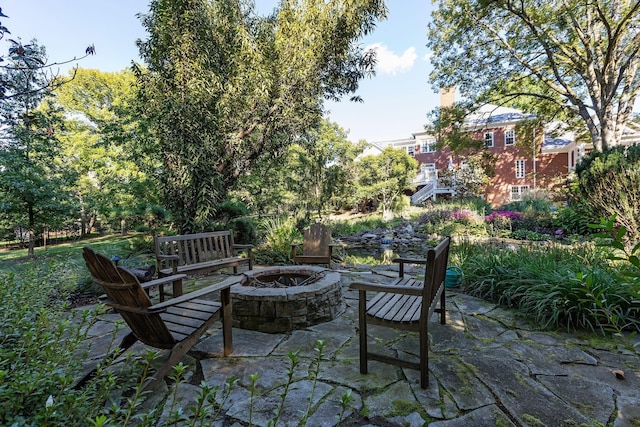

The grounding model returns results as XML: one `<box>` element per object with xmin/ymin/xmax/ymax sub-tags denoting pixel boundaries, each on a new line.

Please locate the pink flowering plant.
<box><xmin>451</xmin><ymin>209</ymin><xmax>474</xmax><ymax>224</ymax></box>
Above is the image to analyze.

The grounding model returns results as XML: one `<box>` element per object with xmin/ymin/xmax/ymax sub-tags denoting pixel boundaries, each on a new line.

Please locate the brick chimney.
<box><xmin>440</xmin><ymin>87</ymin><xmax>455</xmax><ymax>109</ymax></box>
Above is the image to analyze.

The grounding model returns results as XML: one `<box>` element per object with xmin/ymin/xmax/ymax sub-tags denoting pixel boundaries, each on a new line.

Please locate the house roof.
<box><xmin>465</xmin><ymin>104</ymin><xmax>534</xmax><ymax>127</ymax></box>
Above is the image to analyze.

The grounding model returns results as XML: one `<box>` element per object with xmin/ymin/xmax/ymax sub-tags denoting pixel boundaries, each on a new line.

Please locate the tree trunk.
<box><xmin>28</xmin><ymin>203</ymin><xmax>35</xmax><ymax>258</ymax></box>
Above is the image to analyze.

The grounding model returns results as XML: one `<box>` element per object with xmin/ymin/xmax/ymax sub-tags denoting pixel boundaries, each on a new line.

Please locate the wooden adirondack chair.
<box><xmin>290</xmin><ymin>223</ymin><xmax>337</xmax><ymax>268</ymax></box>
<box><xmin>350</xmin><ymin>236</ymin><xmax>451</xmax><ymax>389</ymax></box>
<box><xmin>81</xmin><ymin>247</ymin><xmax>235</xmax><ymax>389</ymax></box>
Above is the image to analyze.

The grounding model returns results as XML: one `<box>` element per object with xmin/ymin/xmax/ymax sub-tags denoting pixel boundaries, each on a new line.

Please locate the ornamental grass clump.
<box><xmin>460</xmin><ymin>240</ymin><xmax>639</xmax><ymax>333</ymax></box>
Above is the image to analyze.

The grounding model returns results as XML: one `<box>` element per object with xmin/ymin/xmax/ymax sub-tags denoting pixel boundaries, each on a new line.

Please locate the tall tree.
<box><xmin>357</xmin><ymin>146</ymin><xmax>418</xmax><ymax>220</ymax></box>
<box><xmin>427</xmin><ymin>0</ymin><xmax>640</xmax><ymax>151</ymax></box>
<box><xmin>0</xmin><ymin>41</ymin><xmax>71</xmax><ymax>256</ymax></box>
<box><xmin>55</xmin><ymin>68</ymin><xmax>161</xmax><ymax>235</ymax></box>
<box><xmin>135</xmin><ymin>0</ymin><xmax>387</xmax><ymax>232</ymax></box>
<box><xmin>288</xmin><ymin>119</ymin><xmax>365</xmax><ymax>219</ymax></box>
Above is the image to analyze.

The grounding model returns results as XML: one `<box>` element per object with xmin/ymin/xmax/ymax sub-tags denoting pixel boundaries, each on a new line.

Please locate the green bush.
<box><xmin>575</xmin><ymin>144</ymin><xmax>640</xmax><ymax>239</ymax></box>
<box><xmin>254</xmin><ymin>217</ymin><xmax>302</xmax><ymax>264</ymax></box>
<box><xmin>228</xmin><ymin>217</ymin><xmax>257</xmax><ymax>244</ymax></box>
<box><xmin>0</xmin><ymin>260</ymin><xmax>153</xmax><ymax>425</ymax></box>
<box><xmin>501</xmin><ymin>194</ymin><xmax>553</xmax><ymax>213</ymax></box>
<box><xmin>460</xmin><ymin>241</ymin><xmax>639</xmax><ymax>332</ymax></box>
<box><xmin>555</xmin><ymin>203</ymin><xmax>596</xmax><ymax>236</ymax></box>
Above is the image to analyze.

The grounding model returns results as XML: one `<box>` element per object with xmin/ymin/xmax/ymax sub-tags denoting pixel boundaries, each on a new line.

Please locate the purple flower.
<box><xmin>555</xmin><ymin>229</ymin><xmax>564</xmax><ymax>236</ymax></box>
<box><xmin>485</xmin><ymin>210</ymin><xmax>523</xmax><ymax>222</ymax></box>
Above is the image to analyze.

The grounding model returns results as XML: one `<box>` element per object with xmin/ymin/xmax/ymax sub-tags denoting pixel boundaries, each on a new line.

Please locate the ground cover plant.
<box><xmin>456</xmin><ymin>219</ymin><xmax>640</xmax><ymax>340</ymax></box>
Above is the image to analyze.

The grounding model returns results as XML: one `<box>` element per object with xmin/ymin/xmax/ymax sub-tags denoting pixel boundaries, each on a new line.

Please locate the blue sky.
<box><xmin>2</xmin><ymin>0</ymin><xmax>438</xmax><ymax>143</ymax></box>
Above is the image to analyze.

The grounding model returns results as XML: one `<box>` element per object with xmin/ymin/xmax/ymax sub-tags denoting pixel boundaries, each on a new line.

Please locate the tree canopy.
<box><xmin>357</xmin><ymin>146</ymin><xmax>418</xmax><ymax>220</ymax></box>
<box><xmin>135</xmin><ymin>0</ymin><xmax>387</xmax><ymax>233</ymax></box>
<box><xmin>427</xmin><ymin>0</ymin><xmax>640</xmax><ymax>151</ymax></box>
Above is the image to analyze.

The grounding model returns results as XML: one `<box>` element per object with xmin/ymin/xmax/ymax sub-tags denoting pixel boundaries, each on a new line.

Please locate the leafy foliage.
<box><xmin>0</xmin><ymin>41</ymin><xmax>74</xmax><ymax>256</ymax></box>
<box><xmin>574</xmin><ymin>144</ymin><xmax>640</xmax><ymax>238</ymax></box>
<box><xmin>356</xmin><ymin>146</ymin><xmax>418</xmax><ymax>219</ymax></box>
<box><xmin>427</xmin><ymin>0</ymin><xmax>640</xmax><ymax>151</ymax></box>
<box><xmin>55</xmin><ymin>68</ymin><xmax>162</xmax><ymax>235</ymax></box>
<box><xmin>135</xmin><ymin>0</ymin><xmax>387</xmax><ymax>232</ymax></box>
<box><xmin>460</xmin><ymin>240</ymin><xmax>639</xmax><ymax>331</ymax></box>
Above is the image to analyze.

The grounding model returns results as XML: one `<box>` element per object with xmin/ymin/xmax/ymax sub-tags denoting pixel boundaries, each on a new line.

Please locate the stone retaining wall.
<box><xmin>230</xmin><ymin>267</ymin><xmax>343</xmax><ymax>333</ymax></box>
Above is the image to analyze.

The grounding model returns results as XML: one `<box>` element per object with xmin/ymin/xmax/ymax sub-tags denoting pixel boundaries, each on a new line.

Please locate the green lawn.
<box><xmin>0</xmin><ymin>233</ymin><xmax>154</xmax><ymax>269</ymax></box>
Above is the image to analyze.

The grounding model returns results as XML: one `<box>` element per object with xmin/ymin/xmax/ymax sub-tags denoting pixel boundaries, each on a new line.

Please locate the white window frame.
<box><xmin>510</xmin><ymin>185</ymin><xmax>530</xmax><ymax>201</ymax></box>
<box><xmin>505</xmin><ymin>129</ymin><xmax>515</xmax><ymax>146</ymax></box>
<box><xmin>421</xmin><ymin>139</ymin><xmax>437</xmax><ymax>153</ymax></box>
<box><xmin>484</xmin><ymin>132</ymin><xmax>494</xmax><ymax>148</ymax></box>
<box><xmin>407</xmin><ymin>145</ymin><xmax>415</xmax><ymax>157</ymax></box>
<box><xmin>515</xmin><ymin>159</ymin><xmax>526</xmax><ymax>179</ymax></box>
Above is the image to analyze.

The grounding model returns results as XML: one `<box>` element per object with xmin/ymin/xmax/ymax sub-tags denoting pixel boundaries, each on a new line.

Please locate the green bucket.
<box><xmin>445</xmin><ymin>266</ymin><xmax>463</xmax><ymax>288</ymax></box>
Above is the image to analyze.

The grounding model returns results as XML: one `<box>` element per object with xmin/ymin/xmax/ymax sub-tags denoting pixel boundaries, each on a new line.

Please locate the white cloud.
<box><xmin>366</xmin><ymin>43</ymin><xmax>417</xmax><ymax>75</ymax></box>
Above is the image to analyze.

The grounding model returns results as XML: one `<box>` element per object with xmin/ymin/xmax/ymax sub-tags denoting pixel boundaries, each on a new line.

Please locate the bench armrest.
<box><xmin>350</xmin><ymin>281</ymin><xmax>423</xmax><ymax>296</ymax></box>
<box><xmin>157</xmin><ymin>254</ymin><xmax>180</xmax><ymax>261</ymax></box>
<box><xmin>139</xmin><ymin>274</ymin><xmax>187</xmax><ymax>291</ymax></box>
<box><xmin>392</xmin><ymin>257</ymin><xmax>427</xmax><ymax>277</ymax></box>
<box><xmin>233</xmin><ymin>244</ymin><xmax>254</xmax><ymax>250</ymax></box>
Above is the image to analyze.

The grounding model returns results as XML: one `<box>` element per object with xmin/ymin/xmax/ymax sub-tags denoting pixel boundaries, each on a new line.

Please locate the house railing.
<box><xmin>411</xmin><ymin>180</ymin><xmax>436</xmax><ymax>204</ymax></box>
<box><xmin>410</xmin><ymin>175</ymin><xmax>455</xmax><ymax>205</ymax></box>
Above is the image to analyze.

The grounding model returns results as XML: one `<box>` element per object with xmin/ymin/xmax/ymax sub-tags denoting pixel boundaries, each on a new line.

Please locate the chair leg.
<box><xmin>358</xmin><ymin>290</ymin><xmax>368</xmax><ymax>374</ymax></box>
<box><xmin>420</xmin><ymin>326</ymin><xmax>429</xmax><ymax>389</ymax></box>
<box><xmin>74</xmin><ymin>332</ymin><xmax>139</xmax><ymax>389</ymax></box>
<box><xmin>146</xmin><ymin>341</ymin><xmax>191</xmax><ymax>390</ymax></box>
<box><xmin>440</xmin><ymin>286</ymin><xmax>446</xmax><ymax>325</ymax></box>
<box><xmin>221</xmin><ymin>288</ymin><xmax>233</xmax><ymax>356</ymax></box>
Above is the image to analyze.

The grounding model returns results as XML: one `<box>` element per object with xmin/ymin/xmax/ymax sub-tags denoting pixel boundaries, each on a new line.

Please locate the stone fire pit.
<box><xmin>230</xmin><ymin>266</ymin><xmax>343</xmax><ymax>333</ymax></box>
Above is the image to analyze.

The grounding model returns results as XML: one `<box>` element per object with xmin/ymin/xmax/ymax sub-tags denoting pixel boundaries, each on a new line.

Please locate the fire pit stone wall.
<box><xmin>231</xmin><ymin>266</ymin><xmax>343</xmax><ymax>333</ymax></box>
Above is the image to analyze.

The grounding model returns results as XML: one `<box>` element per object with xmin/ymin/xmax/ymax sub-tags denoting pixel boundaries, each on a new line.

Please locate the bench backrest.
<box><xmin>421</xmin><ymin>236</ymin><xmax>450</xmax><ymax>319</ymax></box>
<box><xmin>154</xmin><ymin>231</ymin><xmax>237</xmax><ymax>268</ymax></box>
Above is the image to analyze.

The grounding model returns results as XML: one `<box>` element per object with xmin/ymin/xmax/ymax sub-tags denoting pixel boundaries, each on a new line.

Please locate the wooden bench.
<box><xmin>154</xmin><ymin>231</ymin><xmax>253</xmax><ymax>287</ymax></box>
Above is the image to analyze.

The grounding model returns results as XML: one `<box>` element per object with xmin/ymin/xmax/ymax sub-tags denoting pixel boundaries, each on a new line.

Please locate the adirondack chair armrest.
<box><xmin>350</xmin><ymin>281</ymin><xmax>423</xmax><ymax>296</ymax></box>
<box><xmin>392</xmin><ymin>257</ymin><xmax>428</xmax><ymax>278</ymax></box>
<box><xmin>100</xmin><ymin>298</ymin><xmax>156</xmax><ymax>315</ymax></box>
<box><xmin>96</xmin><ymin>273</ymin><xmax>188</xmax><ymax>302</ymax></box>
<box><xmin>148</xmin><ymin>275</ymin><xmax>243</xmax><ymax>311</ymax></box>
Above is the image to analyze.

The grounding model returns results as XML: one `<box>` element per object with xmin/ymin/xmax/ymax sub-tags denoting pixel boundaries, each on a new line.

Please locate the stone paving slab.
<box><xmin>78</xmin><ymin>266</ymin><xmax>640</xmax><ymax>426</ymax></box>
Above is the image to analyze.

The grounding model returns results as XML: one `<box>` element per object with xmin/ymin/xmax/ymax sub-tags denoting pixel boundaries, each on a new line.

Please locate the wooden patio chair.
<box><xmin>290</xmin><ymin>222</ymin><xmax>338</xmax><ymax>268</ymax></box>
<box><xmin>350</xmin><ymin>236</ymin><xmax>451</xmax><ymax>389</ymax></box>
<box><xmin>81</xmin><ymin>247</ymin><xmax>235</xmax><ymax>389</ymax></box>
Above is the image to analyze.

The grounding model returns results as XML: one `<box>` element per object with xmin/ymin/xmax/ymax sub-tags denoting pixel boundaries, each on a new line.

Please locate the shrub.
<box><xmin>0</xmin><ymin>260</ymin><xmax>153</xmax><ymax>425</ymax></box>
<box><xmin>227</xmin><ymin>217</ymin><xmax>257</xmax><ymax>244</ymax></box>
<box><xmin>575</xmin><ymin>143</ymin><xmax>640</xmax><ymax>239</ymax></box>
<box><xmin>254</xmin><ymin>217</ymin><xmax>301</xmax><ymax>264</ymax></box>
<box><xmin>555</xmin><ymin>203</ymin><xmax>596</xmax><ymax>236</ymax></box>
<box><xmin>461</xmin><ymin>241</ymin><xmax>639</xmax><ymax>332</ymax></box>
<box><xmin>485</xmin><ymin>210</ymin><xmax>522</xmax><ymax>235</ymax></box>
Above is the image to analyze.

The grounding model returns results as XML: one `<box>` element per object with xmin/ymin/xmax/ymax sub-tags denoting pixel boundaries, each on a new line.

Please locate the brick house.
<box><xmin>373</xmin><ymin>103</ymin><xmax>586</xmax><ymax>206</ymax></box>
<box><xmin>368</xmin><ymin>84</ymin><xmax>640</xmax><ymax>207</ymax></box>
